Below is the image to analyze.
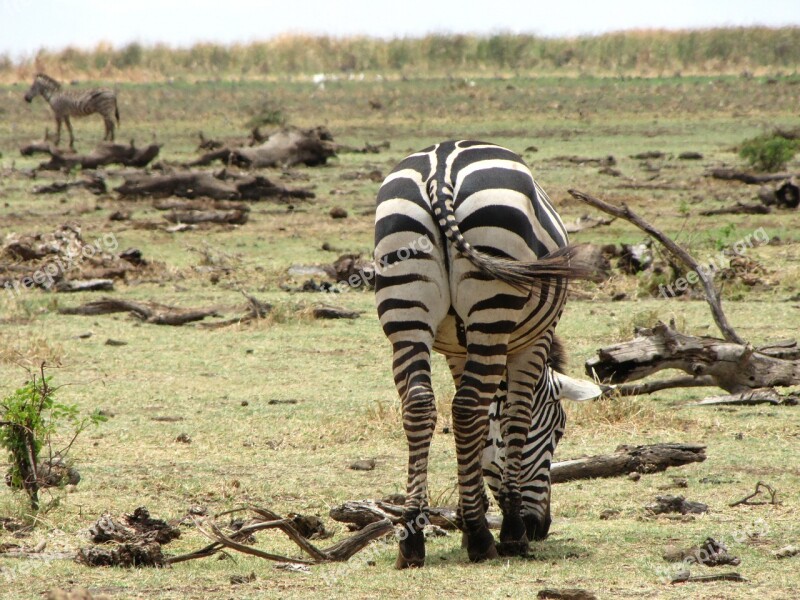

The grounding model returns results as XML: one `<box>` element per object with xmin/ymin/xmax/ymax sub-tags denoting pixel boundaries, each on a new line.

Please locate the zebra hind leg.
<box><xmin>393</xmin><ymin>342</ymin><xmax>438</xmax><ymax>569</ymax></box>
<box><xmin>54</xmin><ymin>118</ymin><xmax>62</xmax><ymax>147</ymax></box>
<box><xmin>104</xmin><ymin>116</ymin><xmax>115</xmax><ymax>141</ymax></box>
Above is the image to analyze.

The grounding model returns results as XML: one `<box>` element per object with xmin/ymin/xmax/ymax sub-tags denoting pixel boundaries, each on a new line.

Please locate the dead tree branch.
<box><xmin>568</xmin><ymin>189</ymin><xmax>744</xmax><ymax>344</ymax></box>
<box><xmin>170</xmin><ymin>506</ymin><xmax>393</xmax><ymax>566</ymax></box>
<box><xmin>729</xmin><ymin>481</ymin><xmax>779</xmax><ymax>507</ymax></box>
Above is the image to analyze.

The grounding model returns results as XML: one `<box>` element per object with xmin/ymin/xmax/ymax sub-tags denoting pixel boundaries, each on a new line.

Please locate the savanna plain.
<box><xmin>0</xmin><ymin>64</ymin><xmax>799</xmax><ymax>599</ymax></box>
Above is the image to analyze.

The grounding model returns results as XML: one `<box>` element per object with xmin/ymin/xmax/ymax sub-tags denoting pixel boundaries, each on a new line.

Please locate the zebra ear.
<box><xmin>554</xmin><ymin>371</ymin><xmax>605</xmax><ymax>402</ymax></box>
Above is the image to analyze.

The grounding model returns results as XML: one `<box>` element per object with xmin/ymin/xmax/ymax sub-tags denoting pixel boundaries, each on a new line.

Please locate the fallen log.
<box><xmin>630</xmin><ymin>151</ymin><xmax>666</xmax><ymax>160</ymax></box>
<box><xmin>54</xmin><ymin>278</ymin><xmax>115</xmax><ymax>293</ymax></box>
<box><xmin>586</xmin><ymin>321</ymin><xmax>800</xmax><ymax>393</ymax></box>
<box><xmin>670</xmin><ymin>571</ymin><xmax>746</xmax><ymax>584</ymax></box>
<box><xmin>19</xmin><ymin>140</ymin><xmax>57</xmax><ymax>156</ymax></box>
<box><xmin>163</xmin><ymin>209</ymin><xmax>248</xmax><ymax>226</ymax></box>
<box><xmin>196</xmin><ymin>291</ymin><xmax>272</xmax><ymax>329</ymax></box>
<box><xmin>694</xmin><ymin>388</ymin><xmax>795</xmax><ymax>406</ymax></box>
<box><xmin>191</xmin><ymin>127</ymin><xmax>337</xmax><ymax>168</ymax></box>
<box><xmin>699</xmin><ymin>202</ymin><xmax>771</xmax><ymax>216</ymax></box>
<box><xmin>116</xmin><ymin>170</ymin><xmax>313</xmax><ymax>201</ymax></box>
<box><xmin>25</xmin><ymin>141</ymin><xmax>160</xmax><ymax>171</ymax></box>
<box><xmin>58</xmin><ymin>297</ymin><xmax>220</xmax><ymax>326</ymax></box>
<box><xmin>311</xmin><ymin>305</ymin><xmax>361</xmax><ymax>320</ymax></box>
<box><xmin>328</xmin><ymin>500</ymin><xmax>501</xmax><ymax>531</ymax></box>
<box><xmin>33</xmin><ymin>175</ymin><xmax>107</xmax><ymax>195</ymax></box>
<box><xmin>550</xmin><ymin>443</ymin><xmax>706</xmax><ymax>483</ymax></box>
<box><xmin>538</xmin><ymin>590</ymin><xmax>598</xmax><ymax>600</ymax></box>
<box><xmin>707</xmin><ymin>168</ymin><xmax>799</xmax><ymax>184</ymax></box>
<box><xmin>564</xmin><ymin>215</ymin><xmax>615</xmax><ymax>233</ymax></box>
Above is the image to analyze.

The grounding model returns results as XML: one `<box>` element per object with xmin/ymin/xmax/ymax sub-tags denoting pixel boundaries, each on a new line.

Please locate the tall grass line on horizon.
<box><xmin>2</xmin><ymin>27</ymin><xmax>799</xmax><ymax>83</ymax></box>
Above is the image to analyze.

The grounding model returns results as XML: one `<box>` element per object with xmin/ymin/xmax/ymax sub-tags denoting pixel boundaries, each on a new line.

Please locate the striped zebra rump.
<box><xmin>375</xmin><ymin>140</ymin><xmax>594</xmax><ymax>567</ymax></box>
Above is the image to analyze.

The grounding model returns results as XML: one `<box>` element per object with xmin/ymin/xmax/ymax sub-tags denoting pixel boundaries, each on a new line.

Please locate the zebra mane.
<box><xmin>35</xmin><ymin>73</ymin><xmax>61</xmax><ymax>89</ymax></box>
<box><xmin>548</xmin><ymin>335</ymin><xmax>567</xmax><ymax>372</ymax></box>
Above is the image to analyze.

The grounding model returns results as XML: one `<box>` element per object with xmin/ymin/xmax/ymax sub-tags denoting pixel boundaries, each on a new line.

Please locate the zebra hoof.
<box><xmin>523</xmin><ymin>512</ymin><xmax>552</xmax><ymax>542</ymax></box>
<box><xmin>465</xmin><ymin>525</ymin><xmax>498</xmax><ymax>562</ymax></box>
<box><xmin>395</xmin><ymin>551</ymin><xmax>425</xmax><ymax>569</ymax></box>
<box><xmin>497</xmin><ymin>539</ymin><xmax>529</xmax><ymax>557</ymax></box>
<box><xmin>396</xmin><ymin>525</ymin><xmax>426</xmax><ymax>569</ymax></box>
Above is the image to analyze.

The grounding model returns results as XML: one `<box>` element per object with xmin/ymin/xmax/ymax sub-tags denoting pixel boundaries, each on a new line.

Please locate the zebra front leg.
<box><xmin>393</xmin><ymin>342</ymin><xmax>437</xmax><ymax>569</ymax></box>
<box><xmin>64</xmin><ymin>116</ymin><xmax>75</xmax><ymax>150</ymax></box>
<box><xmin>496</xmin><ymin>347</ymin><xmax>547</xmax><ymax>556</ymax></box>
<box><xmin>54</xmin><ymin>117</ymin><xmax>62</xmax><ymax>147</ymax></box>
<box><xmin>448</xmin><ymin>355</ymin><xmax>495</xmax><ymax>551</ymax></box>
<box><xmin>452</xmin><ymin>343</ymin><xmax>509</xmax><ymax>562</ymax></box>
<box><xmin>521</xmin><ymin>398</ymin><xmax>565</xmax><ymax>542</ymax></box>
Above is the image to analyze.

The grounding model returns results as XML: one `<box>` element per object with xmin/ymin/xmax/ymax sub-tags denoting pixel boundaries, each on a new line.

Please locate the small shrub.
<box><xmin>739</xmin><ymin>134</ymin><xmax>797</xmax><ymax>172</ymax></box>
<box><xmin>0</xmin><ymin>366</ymin><xmax>105</xmax><ymax>511</ymax></box>
<box><xmin>245</xmin><ymin>96</ymin><xmax>286</xmax><ymax>130</ymax></box>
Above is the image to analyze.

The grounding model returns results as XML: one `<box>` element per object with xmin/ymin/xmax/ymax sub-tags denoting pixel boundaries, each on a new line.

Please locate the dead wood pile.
<box><xmin>58</xmin><ymin>292</ymin><xmax>361</xmax><ymax>326</ymax></box>
<box><xmin>1</xmin><ymin>223</ymin><xmax>159</xmax><ymax>293</ymax></box>
<box><xmin>190</xmin><ymin>126</ymin><xmax>337</xmax><ymax>168</ymax></box>
<box><xmin>116</xmin><ymin>169</ymin><xmax>314</xmax><ymax>202</ymax></box>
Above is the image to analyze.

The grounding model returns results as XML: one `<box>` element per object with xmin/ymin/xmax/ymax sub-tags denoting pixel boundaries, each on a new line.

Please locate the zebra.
<box><xmin>374</xmin><ymin>140</ymin><xmax>592</xmax><ymax>568</ymax></box>
<box><xmin>24</xmin><ymin>73</ymin><xmax>119</xmax><ymax>149</ymax></box>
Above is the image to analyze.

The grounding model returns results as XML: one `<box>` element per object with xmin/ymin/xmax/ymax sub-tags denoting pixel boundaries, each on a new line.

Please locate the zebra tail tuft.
<box><xmin>115</xmin><ymin>101</ymin><xmax>120</xmax><ymax>125</ymax></box>
<box><xmin>428</xmin><ymin>180</ymin><xmax>593</xmax><ymax>289</ymax></box>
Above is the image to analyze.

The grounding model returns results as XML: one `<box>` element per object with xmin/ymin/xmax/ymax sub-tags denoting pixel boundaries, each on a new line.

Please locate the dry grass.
<box><xmin>0</xmin><ymin>329</ymin><xmax>65</xmax><ymax>369</ymax></box>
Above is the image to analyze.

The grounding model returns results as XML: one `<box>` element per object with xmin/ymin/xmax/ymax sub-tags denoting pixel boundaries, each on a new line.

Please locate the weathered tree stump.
<box><xmin>586</xmin><ymin>321</ymin><xmax>800</xmax><ymax>393</ymax></box>
<box><xmin>191</xmin><ymin>127</ymin><xmax>337</xmax><ymax>168</ymax></box>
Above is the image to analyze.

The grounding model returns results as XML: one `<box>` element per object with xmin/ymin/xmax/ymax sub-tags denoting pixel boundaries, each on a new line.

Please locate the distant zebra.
<box><xmin>24</xmin><ymin>73</ymin><xmax>119</xmax><ymax>149</ymax></box>
<box><xmin>374</xmin><ymin>140</ymin><xmax>593</xmax><ymax>568</ymax></box>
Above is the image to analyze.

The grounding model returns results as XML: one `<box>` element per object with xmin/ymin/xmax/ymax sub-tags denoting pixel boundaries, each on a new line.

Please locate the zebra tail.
<box><xmin>429</xmin><ymin>181</ymin><xmax>592</xmax><ymax>288</ymax></box>
<box><xmin>115</xmin><ymin>101</ymin><xmax>120</xmax><ymax>125</ymax></box>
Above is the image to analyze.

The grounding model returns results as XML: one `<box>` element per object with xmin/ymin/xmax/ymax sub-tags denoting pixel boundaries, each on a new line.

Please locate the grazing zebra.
<box><xmin>24</xmin><ymin>73</ymin><xmax>119</xmax><ymax>149</ymax></box>
<box><xmin>374</xmin><ymin>140</ymin><xmax>591</xmax><ymax>568</ymax></box>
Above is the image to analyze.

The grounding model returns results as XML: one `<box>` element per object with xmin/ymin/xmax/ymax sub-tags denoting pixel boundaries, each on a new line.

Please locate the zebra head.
<box><xmin>483</xmin><ymin>364</ymin><xmax>605</xmax><ymax>542</ymax></box>
<box><xmin>24</xmin><ymin>73</ymin><xmax>61</xmax><ymax>102</ymax></box>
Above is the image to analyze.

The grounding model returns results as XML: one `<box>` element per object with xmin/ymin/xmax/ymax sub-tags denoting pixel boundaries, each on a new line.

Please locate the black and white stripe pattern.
<box><xmin>374</xmin><ymin>140</ymin><xmax>589</xmax><ymax>567</ymax></box>
<box><xmin>24</xmin><ymin>73</ymin><xmax>119</xmax><ymax>149</ymax></box>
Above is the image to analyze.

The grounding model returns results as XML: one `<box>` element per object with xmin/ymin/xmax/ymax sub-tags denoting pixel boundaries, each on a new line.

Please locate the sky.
<box><xmin>1</xmin><ymin>0</ymin><xmax>799</xmax><ymax>58</ymax></box>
